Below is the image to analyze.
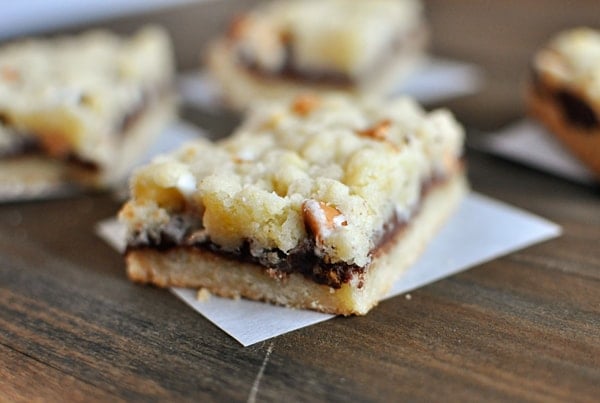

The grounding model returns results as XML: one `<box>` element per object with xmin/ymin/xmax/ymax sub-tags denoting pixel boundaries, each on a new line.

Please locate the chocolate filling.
<box><xmin>208</xmin><ymin>238</ymin><xmax>363</xmax><ymax>288</ymax></box>
<box><xmin>556</xmin><ymin>90</ymin><xmax>599</xmax><ymax>130</ymax></box>
<box><xmin>126</xmin><ymin>178</ymin><xmax>444</xmax><ymax>289</ymax></box>
<box><xmin>531</xmin><ymin>67</ymin><xmax>599</xmax><ymax>130</ymax></box>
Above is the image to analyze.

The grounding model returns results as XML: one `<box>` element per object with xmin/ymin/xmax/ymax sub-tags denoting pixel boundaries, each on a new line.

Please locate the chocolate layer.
<box><xmin>128</xmin><ymin>220</ymin><xmax>371</xmax><ymax>289</ymax></box>
<box><xmin>531</xmin><ymin>67</ymin><xmax>599</xmax><ymax>130</ymax></box>
<box><xmin>556</xmin><ymin>90</ymin><xmax>599</xmax><ymax>130</ymax></box>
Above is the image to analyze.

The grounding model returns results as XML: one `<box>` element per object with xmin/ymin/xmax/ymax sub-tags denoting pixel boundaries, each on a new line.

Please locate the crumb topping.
<box><xmin>120</xmin><ymin>94</ymin><xmax>464</xmax><ymax>267</ymax></box>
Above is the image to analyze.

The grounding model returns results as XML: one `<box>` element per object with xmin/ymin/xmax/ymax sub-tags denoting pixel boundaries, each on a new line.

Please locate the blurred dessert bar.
<box><xmin>0</xmin><ymin>26</ymin><xmax>176</xmax><ymax>200</ymax></box>
<box><xmin>207</xmin><ymin>0</ymin><xmax>428</xmax><ymax>110</ymax></box>
<box><xmin>119</xmin><ymin>94</ymin><xmax>466</xmax><ymax>315</ymax></box>
<box><xmin>528</xmin><ymin>27</ymin><xmax>600</xmax><ymax>179</ymax></box>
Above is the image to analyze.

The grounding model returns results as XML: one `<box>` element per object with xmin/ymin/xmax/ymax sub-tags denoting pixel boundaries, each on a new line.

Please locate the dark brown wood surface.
<box><xmin>1</xmin><ymin>1</ymin><xmax>599</xmax><ymax>402</ymax></box>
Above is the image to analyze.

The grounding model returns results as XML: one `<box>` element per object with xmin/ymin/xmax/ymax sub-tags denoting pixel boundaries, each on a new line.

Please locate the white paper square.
<box><xmin>97</xmin><ymin>192</ymin><xmax>560</xmax><ymax>346</ymax></box>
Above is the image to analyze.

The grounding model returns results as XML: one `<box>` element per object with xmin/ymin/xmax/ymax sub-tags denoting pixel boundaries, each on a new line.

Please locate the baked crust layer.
<box><xmin>126</xmin><ymin>172</ymin><xmax>467</xmax><ymax>315</ymax></box>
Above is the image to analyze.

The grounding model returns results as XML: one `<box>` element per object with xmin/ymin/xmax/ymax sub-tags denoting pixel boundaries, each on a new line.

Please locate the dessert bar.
<box><xmin>528</xmin><ymin>27</ymin><xmax>600</xmax><ymax>179</ymax></box>
<box><xmin>0</xmin><ymin>26</ymin><xmax>176</xmax><ymax>200</ymax></box>
<box><xmin>207</xmin><ymin>0</ymin><xmax>428</xmax><ymax>110</ymax></box>
<box><xmin>119</xmin><ymin>94</ymin><xmax>466</xmax><ymax>315</ymax></box>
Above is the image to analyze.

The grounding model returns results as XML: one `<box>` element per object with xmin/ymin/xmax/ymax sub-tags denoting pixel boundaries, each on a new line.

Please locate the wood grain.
<box><xmin>1</xmin><ymin>1</ymin><xmax>600</xmax><ymax>401</ymax></box>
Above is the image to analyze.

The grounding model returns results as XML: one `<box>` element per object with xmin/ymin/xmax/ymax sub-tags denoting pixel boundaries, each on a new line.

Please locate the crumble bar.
<box><xmin>0</xmin><ymin>26</ymin><xmax>176</xmax><ymax>200</ymax></box>
<box><xmin>207</xmin><ymin>0</ymin><xmax>428</xmax><ymax>110</ymax></box>
<box><xmin>528</xmin><ymin>27</ymin><xmax>600</xmax><ymax>179</ymax></box>
<box><xmin>119</xmin><ymin>94</ymin><xmax>466</xmax><ymax>315</ymax></box>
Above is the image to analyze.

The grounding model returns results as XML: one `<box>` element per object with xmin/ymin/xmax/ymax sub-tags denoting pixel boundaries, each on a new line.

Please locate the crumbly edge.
<box><xmin>124</xmin><ymin>171</ymin><xmax>467</xmax><ymax>315</ymax></box>
<box><xmin>0</xmin><ymin>94</ymin><xmax>176</xmax><ymax>199</ymax></box>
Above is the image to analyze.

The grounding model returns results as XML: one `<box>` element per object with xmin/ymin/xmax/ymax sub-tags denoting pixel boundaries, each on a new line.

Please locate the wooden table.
<box><xmin>1</xmin><ymin>1</ymin><xmax>599</xmax><ymax>401</ymax></box>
